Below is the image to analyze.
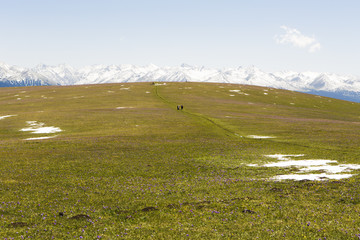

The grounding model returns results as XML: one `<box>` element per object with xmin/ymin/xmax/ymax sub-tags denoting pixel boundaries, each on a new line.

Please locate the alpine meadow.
<box><xmin>1</xmin><ymin>82</ymin><xmax>360</xmax><ymax>239</ymax></box>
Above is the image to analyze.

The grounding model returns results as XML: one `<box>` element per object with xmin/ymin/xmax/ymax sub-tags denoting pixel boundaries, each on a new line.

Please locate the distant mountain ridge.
<box><xmin>1</xmin><ymin>61</ymin><xmax>360</xmax><ymax>102</ymax></box>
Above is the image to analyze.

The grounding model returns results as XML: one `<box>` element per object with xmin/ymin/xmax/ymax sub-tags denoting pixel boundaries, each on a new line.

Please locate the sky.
<box><xmin>0</xmin><ymin>0</ymin><xmax>359</xmax><ymax>75</ymax></box>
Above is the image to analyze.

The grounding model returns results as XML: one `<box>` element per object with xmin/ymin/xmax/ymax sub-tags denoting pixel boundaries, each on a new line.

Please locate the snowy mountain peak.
<box><xmin>0</xmin><ymin>61</ymin><xmax>360</xmax><ymax>102</ymax></box>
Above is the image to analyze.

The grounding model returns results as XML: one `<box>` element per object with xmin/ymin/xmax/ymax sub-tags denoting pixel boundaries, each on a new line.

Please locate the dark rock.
<box><xmin>141</xmin><ymin>207</ymin><xmax>158</xmax><ymax>212</ymax></box>
<box><xmin>242</xmin><ymin>209</ymin><xmax>256</xmax><ymax>214</ymax></box>
<box><xmin>8</xmin><ymin>222</ymin><xmax>28</xmax><ymax>228</ymax></box>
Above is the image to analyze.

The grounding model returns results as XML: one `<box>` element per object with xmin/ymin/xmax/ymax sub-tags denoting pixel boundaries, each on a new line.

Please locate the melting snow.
<box><xmin>25</xmin><ymin>136</ymin><xmax>58</xmax><ymax>141</ymax></box>
<box><xmin>264</xmin><ymin>159</ymin><xmax>336</xmax><ymax>167</ymax></box>
<box><xmin>116</xmin><ymin>107</ymin><xmax>134</xmax><ymax>109</ymax></box>
<box><xmin>20</xmin><ymin>121</ymin><xmax>62</xmax><ymax>134</ymax></box>
<box><xmin>229</xmin><ymin>89</ymin><xmax>249</xmax><ymax>96</ymax></box>
<box><xmin>0</xmin><ymin>115</ymin><xmax>16</xmax><ymax>120</ymax></box>
<box><xmin>271</xmin><ymin>173</ymin><xmax>353</xmax><ymax>181</ymax></box>
<box><xmin>249</xmin><ymin>154</ymin><xmax>360</xmax><ymax>181</ymax></box>
<box><xmin>247</xmin><ymin>135</ymin><xmax>276</xmax><ymax>139</ymax></box>
<box><xmin>299</xmin><ymin>164</ymin><xmax>360</xmax><ymax>174</ymax></box>
<box><xmin>265</xmin><ymin>154</ymin><xmax>305</xmax><ymax>161</ymax></box>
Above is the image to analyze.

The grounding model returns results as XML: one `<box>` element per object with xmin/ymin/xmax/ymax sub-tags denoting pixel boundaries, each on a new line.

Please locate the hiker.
<box><xmin>181</xmin><ymin>105</ymin><xmax>183</xmax><ymax>110</ymax></box>
<box><xmin>177</xmin><ymin>106</ymin><xmax>180</xmax><ymax>110</ymax></box>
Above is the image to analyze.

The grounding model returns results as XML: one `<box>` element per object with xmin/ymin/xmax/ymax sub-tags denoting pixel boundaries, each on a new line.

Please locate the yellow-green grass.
<box><xmin>1</xmin><ymin>82</ymin><xmax>360</xmax><ymax>239</ymax></box>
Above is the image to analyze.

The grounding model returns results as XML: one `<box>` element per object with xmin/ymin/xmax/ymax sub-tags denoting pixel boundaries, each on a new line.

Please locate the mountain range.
<box><xmin>1</xmin><ymin>61</ymin><xmax>360</xmax><ymax>102</ymax></box>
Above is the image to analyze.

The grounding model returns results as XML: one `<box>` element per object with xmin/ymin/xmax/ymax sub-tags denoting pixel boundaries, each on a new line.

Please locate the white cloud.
<box><xmin>275</xmin><ymin>26</ymin><xmax>321</xmax><ymax>53</ymax></box>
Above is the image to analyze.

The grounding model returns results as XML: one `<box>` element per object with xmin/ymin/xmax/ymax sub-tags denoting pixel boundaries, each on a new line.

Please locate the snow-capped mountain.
<box><xmin>1</xmin><ymin>61</ymin><xmax>360</xmax><ymax>102</ymax></box>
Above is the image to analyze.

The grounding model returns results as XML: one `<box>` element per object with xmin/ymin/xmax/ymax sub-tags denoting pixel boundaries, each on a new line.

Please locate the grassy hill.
<box><xmin>1</xmin><ymin>82</ymin><xmax>360</xmax><ymax>239</ymax></box>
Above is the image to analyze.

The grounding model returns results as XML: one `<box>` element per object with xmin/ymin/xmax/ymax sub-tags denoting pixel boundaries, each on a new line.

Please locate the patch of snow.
<box><xmin>25</xmin><ymin>136</ymin><xmax>58</xmax><ymax>140</ymax></box>
<box><xmin>264</xmin><ymin>159</ymin><xmax>336</xmax><ymax>167</ymax></box>
<box><xmin>116</xmin><ymin>107</ymin><xmax>134</xmax><ymax>109</ymax></box>
<box><xmin>120</xmin><ymin>88</ymin><xmax>130</xmax><ymax>90</ymax></box>
<box><xmin>247</xmin><ymin>135</ymin><xmax>276</xmax><ymax>139</ymax></box>
<box><xmin>229</xmin><ymin>89</ymin><xmax>249</xmax><ymax>96</ymax></box>
<box><xmin>254</xmin><ymin>154</ymin><xmax>360</xmax><ymax>181</ymax></box>
<box><xmin>272</xmin><ymin>173</ymin><xmax>353</xmax><ymax>181</ymax></box>
<box><xmin>264</xmin><ymin>92</ymin><xmax>268</xmax><ymax>95</ymax></box>
<box><xmin>20</xmin><ymin>121</ymin><xmax>62</xmax><ymax>134</ymax></box>
<box><xmin>0</xmin><ymin>115</ymin><xmax>16</xmax><ymax>120</ymax></box>
<box><xmin>265</xmin><ymin>154</ymin><xmax>305</xmax><ymax>161</ymax></box>
<box><xmin>299</xmin><ymin>164</ymin><xmax>360</xmax><ymax>174</ymax></box>
<box><xmin>229</xmin><ymin>95</ymin><xmax>235</xmax><ymax>97</ymax></box>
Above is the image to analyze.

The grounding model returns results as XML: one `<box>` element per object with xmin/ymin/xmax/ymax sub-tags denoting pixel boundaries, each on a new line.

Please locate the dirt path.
<box><xmin>154</xmin><ymin>85</ymin><xmax>240</xmax><ymax>138</ymax></box>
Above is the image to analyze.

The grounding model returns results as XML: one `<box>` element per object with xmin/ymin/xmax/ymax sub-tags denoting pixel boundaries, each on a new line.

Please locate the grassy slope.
<box><xmin>1</xmin><ymin>82</ymin><xmax>360</xmax><ymax>239</ymax></box>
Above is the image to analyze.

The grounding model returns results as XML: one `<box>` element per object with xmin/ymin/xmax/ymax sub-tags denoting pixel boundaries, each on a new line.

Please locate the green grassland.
<box><xmin>1</xmin><ymin>82</ymin><xmax>360</xmax><ymax>239</ymax></box>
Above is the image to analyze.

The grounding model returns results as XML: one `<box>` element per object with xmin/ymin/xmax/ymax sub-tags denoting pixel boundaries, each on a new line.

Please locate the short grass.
<box><xmin>1</xmin><ymin>82</ymin><xmax>360</xmax><ymax>239</ymax></box>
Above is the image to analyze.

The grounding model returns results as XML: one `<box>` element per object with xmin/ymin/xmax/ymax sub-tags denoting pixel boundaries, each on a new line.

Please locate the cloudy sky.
<box><xmin>0</xmin><ymin>0</ymin><xmax>359</xmax><ymax>75</ymax></box>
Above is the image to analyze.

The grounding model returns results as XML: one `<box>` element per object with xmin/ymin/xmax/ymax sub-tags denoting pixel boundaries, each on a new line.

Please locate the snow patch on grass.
<box><xmin>229</xmin><ymin>89</ymin><xmax>249</xmax><ymax>96</ymax></box>
<box><xmin>0</xmin><ymin>115</ymin><xmax>16</xmax><ymax>120</ymax></box>
<box><xmin>265</xmin><ymin>154</ymin><xmax>305</xmax><ymax>160</ymax></box>
<box><xmin>116</xmin><ymin>107</ymin><xmax>134</xmax><ymax>109</ymax></box>
<box><xmin>299</xmin><ymin>164</ymin><xmax>360</xmax><ymax>174</ymax></box>
<box><xmin>20</xmin><ymin>121</ymin><xmax>62</xmax><ymax>134</ymax></box>
<box><xmin>25</xmin><ymin>136</ymin><xmax>58</xmax><ymax>141</ymax></box>
<box><xmin>249</xmin><ymin>154</ymin><xmax>360</xmax><ymax>181</ymax></box>
<box><xmin>271</xmin><ymin>173</ymin><xmax>353</xmax><ymax>181</ymax></box>
<box><xmin>247</xmin><ymin>135</ymin><xmax>276</xmax><ymax>139</ymax></box>
<box><xmin>264</xmin><ymin>159</ymin><xmax>336</xmax><ymax>167</ymax></box>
